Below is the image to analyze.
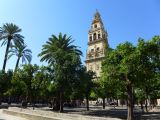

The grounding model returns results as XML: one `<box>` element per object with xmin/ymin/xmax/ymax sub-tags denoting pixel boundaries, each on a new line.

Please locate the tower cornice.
<box><xmin>88</xmin><ymin>38</ymin><xmax>107</xmax><ymax>45</ymax></box>
<box><xmin>88</xmin><ymin>28</ymin><xmax>104</xmax><ymax>33</ymax></box>
<box><xmin>85</xmin><ymin>56</ymin><xmax>105</xmax><ymax>63</ymax></box>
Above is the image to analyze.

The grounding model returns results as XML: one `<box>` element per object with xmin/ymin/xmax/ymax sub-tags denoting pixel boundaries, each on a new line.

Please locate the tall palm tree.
<box><xmin>8</xmin><ymin>43</ymin><xmax>32</xmax><ymax>71</ymax></box>
<box><xmin>0</xmin><ymin>23</ymin><xmax>24</xmax><ymax>71</ymax></box>
<box><xmin>39</xmin><ymin>33</ymin><xmax>82</xmax><ymax>112</ymax></box>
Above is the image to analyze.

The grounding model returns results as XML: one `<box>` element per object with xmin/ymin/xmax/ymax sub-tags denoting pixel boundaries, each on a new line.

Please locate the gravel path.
<box><xmin>0</xmin><ymin>109</ymin><xmax>28</xmax><ymax>120</ymax></box>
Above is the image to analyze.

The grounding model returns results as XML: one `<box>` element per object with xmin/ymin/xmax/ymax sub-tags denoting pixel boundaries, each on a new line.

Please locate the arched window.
<box><xmin>93</xmin><ymin>33</ymin><xmax>96</xmax><ymax>40</ymax></box>
<box><xmin>98</xmin><ymin>34</ymin><xmax>101</xmax><ymax>39</ymax></box>
<box><xmin>89</xmin><ymin>36</ymin><xmax>92</xmax><ymax>42</ymax></box>
<box><xmin>94</xmin><ymin>24</ymin><xmax>97</xmax><ymax>28</ymax></box>
<box><xmin>91</xmin><ymin>49</ymin><xmax>94</xmax><ymax>52</ymax></box>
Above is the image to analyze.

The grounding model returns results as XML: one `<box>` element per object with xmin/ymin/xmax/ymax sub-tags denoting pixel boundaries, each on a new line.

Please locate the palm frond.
<box><xmin>3</xmin><ymin>23</ymin><xmax>22</xmax><ymax>34</ymax></box>
<box><xmin>8</xmin><ymin>41</ymin><xmax>32</xmax><ymax>66</ymax></box>
<box><xmin>7</xmin><ymin>53</ymin><xmax>15</xmax><ymax>60</ymax></box>
<box><xmin>1</xmin><ymin>39</ymin><xmax>8</xmax><ymax>46</ymax></box>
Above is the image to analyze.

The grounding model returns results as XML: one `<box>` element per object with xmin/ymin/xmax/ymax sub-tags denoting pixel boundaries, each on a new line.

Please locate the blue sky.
<box><xmin>0</xmin><ymin>0</ymin><xmax>160</xmax><ymax>70</ymax></box>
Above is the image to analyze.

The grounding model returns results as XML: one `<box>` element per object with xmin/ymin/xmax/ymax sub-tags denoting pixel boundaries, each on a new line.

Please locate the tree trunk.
<box><xmin>86</xmin><ymin>95</ymin><xmax>89</xmax><ymax>111</ymax></box>
<box><xmin>15</xmin><ymin>57</ymin><xmax>20</xmax><ymax>72</ymax></box>
<box><xmin>0</xmin><ymin>95</ymin><xmax>2</xmax><ymax>105</ymax></box>
<box><xmin>145</xmin><ymin>99</ymin><xmax>148</xmax><ymax>112</ymax></box>
<box><xmin>59</xmin><ymin>90</ymin><xmax>64</xmax><ymax>113</ymax></box>
<box><xmin>145</xmin><ymin>88</ymin><xmax>148</xmax><ymax>112</ymax></box>
<box><xmin>116</xmin><ymin>99</ymin><xmax>118</xmax><ymax>106</ymax></box>
<box><xmin>8</xmin><ymin>96</ymin><xmax>11</xmax><ymax>105</ymax></box>
<box><xmin>3</xmin><ymin>39</ymin><xmax>11</xmax><ymax>71</ymax></box>
<box><xmin>32</xmin><ymin>93</ymin><xmax>35</xmax><ymax>110</ymax></box>
<box><xmin>113</xmin><ymin>99</ymin><xmax>115</xmax><ymax>108</ymax></box>
<box><xmin>102</xmin><ymin>98</ymin><xmax>105</xmax><ymax>109</ymax></box>
<box><xmin>140</xmin><ymin>101</ymin><xmax>144</xmax><ymax>112</ymax></box>
<box><xmin>127</xmin><ymin>84</ymin><xmax>134</xmax><ymax>120</ymax></box>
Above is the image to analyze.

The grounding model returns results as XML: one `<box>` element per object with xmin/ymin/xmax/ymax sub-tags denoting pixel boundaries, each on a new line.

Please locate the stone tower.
<box><xmin>85</xmin><ymin>10</ymin><xmax>108</xmax><ymax>78</ymax></box>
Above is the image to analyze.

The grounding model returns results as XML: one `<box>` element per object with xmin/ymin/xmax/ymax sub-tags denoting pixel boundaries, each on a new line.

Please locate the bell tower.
<box><xmin>85</xmin><ymin>10</ymin><xmax>108</xmax><ymax>78</ymax></box>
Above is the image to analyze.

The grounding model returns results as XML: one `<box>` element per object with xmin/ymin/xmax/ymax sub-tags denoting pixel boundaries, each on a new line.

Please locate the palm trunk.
<box><xmin>127</xmin><ymin>84</ymin><xmax>134</xmax><ymax>120</ymax></box>
<box><xmin>15</xmin><ymin>57</ymin><xmax>20</xmax><ymax>72</ymax></box>
<box><xmin>3</xmin><ymin>39</ymin><xmax>11</xmax><ymax>71</ymax></box>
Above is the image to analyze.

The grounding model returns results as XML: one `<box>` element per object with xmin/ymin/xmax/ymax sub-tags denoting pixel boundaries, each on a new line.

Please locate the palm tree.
<box><xmin>39</xmin><ymin>33</ymin><xmax>82</xmax><ymax>65</ymax></box>
<box><xmin>39</xmin><ymin>33</ymin><xmax>82</xmax><ymax>112</ymax></box>
<box><xmin>8</xmin><ymin>43</ymin><xmax>32</xmax><ymax>71</ymax></box>
<box><xmin>0</xmin><ymin>23</ymin><xmax>24</xmax><ymax>71</ymax></box>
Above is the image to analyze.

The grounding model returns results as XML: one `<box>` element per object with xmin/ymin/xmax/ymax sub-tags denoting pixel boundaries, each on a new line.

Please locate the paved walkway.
<box><xmin>0</xmin><ymin>109</ymin><xmax>27</xmax><ymax>120</ymax></box>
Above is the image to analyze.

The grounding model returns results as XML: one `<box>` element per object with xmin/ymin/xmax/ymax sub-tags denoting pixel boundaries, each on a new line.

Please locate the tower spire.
<box><xmin>92</xmin><ymin>10</ymin><xmax>102</xmax><ymax>25</ymax></box>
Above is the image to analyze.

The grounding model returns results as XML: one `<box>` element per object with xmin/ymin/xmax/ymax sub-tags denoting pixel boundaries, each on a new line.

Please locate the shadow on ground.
<box><xmin>77</xmin><ymin>109</ymin><xmax>128</xmax><ymax>120</ymax></box>
<box><xmin>64</xmin><ymin>108</ymin><xmax>160</xmax><ymax>120</ymax></box>
<box><xmin>140</xmin><ymin>112</ymin><xmax>160</xmax><ymax>120</ymax></box>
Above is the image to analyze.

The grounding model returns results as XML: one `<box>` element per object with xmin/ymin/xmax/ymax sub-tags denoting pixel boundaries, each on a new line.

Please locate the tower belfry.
<box><xmin>85</xmin><ymin>10</ymin><xmax>108</xmax><ymax>78</ymax></box>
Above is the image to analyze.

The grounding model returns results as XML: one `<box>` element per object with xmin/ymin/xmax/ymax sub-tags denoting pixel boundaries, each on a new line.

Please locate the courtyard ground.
<box><xmin>0</xmin><ymin>109</ymin><xmax>28</xmax><ymax>120</ymax></box>
<box><xmin>1</xmin><ymin>104</ymin><xmax>160</xmax><ymax>120</ymax></box>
